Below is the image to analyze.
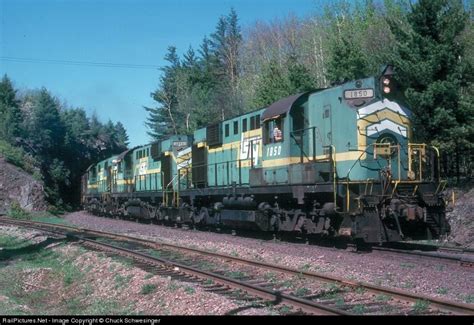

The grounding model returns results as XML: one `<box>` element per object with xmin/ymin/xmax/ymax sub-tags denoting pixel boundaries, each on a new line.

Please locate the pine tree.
<box><xmin>253</xmin><ymin>60</ymin><xmax>291</xmax><ymax>107</ymax></box>
<box><xmin>114</xmin><ymin>122</ymin><xmax>129</xmax><ymax>149</ymax></box>
<box><xmin>286</xmin><ymin>55</ymin><xmax>315</xmax><ymax>93</ymax></box>
<box><xmin>387</xmin><ymin>0</ymin><xmax>473</xmax><ymax>178</ymax></box>
<box><xmin>30</xmin><ymin>88</ymin><xmax>65</xmax><ymax>159</ymax></box>
<box><xmin>0</xmin><ymin>75</ymin><xmax>23</xmax><ymax>143</ymax></box>
<box><xmin>326</xmin><ymin>36</ymin><xmax>369</xmax><ymax>84</ymax></box>
<box><xmin>145</xmin><ymin>46</ymin><xmax>182</xmax><ymax>141</ymax></box>
<box><xmin>209</xmin><ymin>8</ymin><xmax>243</xmax><ymax>119</ymax></box>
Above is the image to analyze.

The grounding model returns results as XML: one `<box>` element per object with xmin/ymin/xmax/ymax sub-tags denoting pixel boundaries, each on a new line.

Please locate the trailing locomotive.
<box><xmin>82</xmin><ymin>67</ymin><xmax>449</xmax><ymax>244</ymax></box>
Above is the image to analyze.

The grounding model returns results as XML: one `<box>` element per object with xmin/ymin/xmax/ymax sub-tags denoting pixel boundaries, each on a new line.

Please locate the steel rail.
<box><xmin>1</xmin><ymin>217</ymin><xmax>473</xmax><ymax>315</ymax></box>
<box><xmin>79</xmin><ymin>237</ymin><xmax>348</xmax><ymax>315</ymax></box>
<box><xmin>0</xmin><ymin>217</ymin><xmax>348</xmax><ymax>316</ymax></box>
<box><xmin>369</xmin><ymin>245</ymin><xmax>474</xmax><ymax>266</ymax></box>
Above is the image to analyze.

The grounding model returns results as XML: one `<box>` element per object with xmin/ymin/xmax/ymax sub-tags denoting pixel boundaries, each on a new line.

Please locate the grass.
<box><xmin>401</xmin><ymin>281</ymin><xmax>415</xmax><ymax>289</ymax></box>
<box><xmin>279</xmin><ymin>305</ymin><xmax>292</xmax><ymax>314</ymax></box>
<box><xmin>351</xmin><ymin>304</ymin><xmax>366</xmax><ymax>314</ymax></box>
<box><xmin>321</xmin><ymin>290</ymin><xmax>340</xmax><ymax>300</ymax></box>
<box><xmin>294</xmin><ymin>287</ymin><xmax>311</xmax><ymax>297</ymax></box>
<box><xmin>144</xmin><ymin>249</ymin><xmax>163</xmax><ymax>259</ymax></box>
<box><xmin>436</xmin><ymin>287</ymin><xmax>448</xmax><ymax>295</ymax></box>
<box><xmin>264</xmin><ymin>272</ymin><xmax>277</xmax><ymax>283</ymax></box>
<box><xmin>281</xmin><ymin>276</ymin><xmax>300</xmax><ymax>289</ymax></box>
<box><xmin>87</xmin><ymin>299</ymin><xmax>135</xmax><ymax>315</ymax></box>
<box><xmin>298</xmin><ymin>263</ymin><xmax>312</xmax><ymax>272</ymax></box>
<box><xmin>412</xmin><ymin>300</ymin><xmax>430</xmax><ymax>314</ymax></box>
<box><xmin>354</xmin><ymin>286</ymin><xmax>366</xmax><ymax>294</ymax></box>
<box><xmin>203</xmin><ymin>279</ymin><xmax>214</xmax><ymax>285</ymax></box>
<box><xmin>184</xmin><ymin>286</ymin><xmax>195</xmax><ymax>295</ymax></box>
<box><xmin>111</xmin><ymin>256</ymin><xmax>134</xmax><ymax>268</ymax></box>
<box><xmin>196</xmin><ymin>261</ymin><xmax>216</xmax><ymax>271</ymax></box>
<box><xmin>323</xmin><ymin>282</ymin><xmax>340</xmax><ymax>292</ymax></box>
<box><xmin>464</xmin><ymin>295</ymin><xmax>474</xmax><ymax>304</ymax></box>
<box><xmin>225</xmin><ymin>271</ymin><xmax>248</xmax><ymax>279</ymax></box>
<box><xmin>63</xmin><ymin>262</ymin><xmax>82</xmax><ymax>286</ymax></box>
<box><xmin>4</xmin><ymin>206</ymin><xmax>72</xmax><ymax>225</ymax></box>
<box><xmin>0</xmin><ymin>235</ymin><xmax>29</xmax><ymax>249</ymax></box>
<box><xmin>167</xmin><ymin>281</ymin><xmax>181</xmax><ymax>292</ymax></box>
<box><xmin>7</xmin><ymin>201</ymin><xmax>31</xmax><ymax>220</ymax></box>
<box><xmin>115</xmin><ymin>274</ymin><xmax>132</xmax><ymax>289</ymax></box>
<box><xmin>30</xmin><ymin>212</ymin><xmax>72</xmax><ymax>226</ymax></box>
<box><xmin>0</xmin><ymin>235</ymin><xmax>79</xmax><ymax>314</ymax></box>
<box><xmin>0</xmin><ymin>233</ymin><xmax>135</xmax><ymax>315</ymax></box>
<box><xmin>375</xmin><ymin>294</ymin><xmax>391</xmax><ymax>302</ymax></box>
<box><xmin>140</xmin><ymin>283</ymin><xmax>157</xmax><ymax>295</ymax></box>
<box><xmin>335</xmin><ymin>297</ymin><xmax>345</xmax><ymax>308</ymax></box>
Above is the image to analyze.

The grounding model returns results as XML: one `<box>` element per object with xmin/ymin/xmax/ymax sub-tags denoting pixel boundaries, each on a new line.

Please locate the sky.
<box><xmin>0</xmin><ymin>0</ymin><xmax>325</xmax><ymax>147</ymax></box>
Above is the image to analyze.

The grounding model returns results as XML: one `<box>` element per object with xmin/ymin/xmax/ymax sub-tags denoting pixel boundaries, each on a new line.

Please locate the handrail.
<box><xmin>163</xmin><ymin>173</ymin><xmax>179</xmax><ymax>206</ymax></box>
<box><xmin>290</xmin><ymin>126</ymin><xmax>321</xmax><ymax>163</ymax></box>
<box><xmin>290</xmin><ymin>130</ymin><xmax>310</xmax><ymax>163</ymax></box>
<box><xmin>183</xmin><ymin>157</ymin><xmax>255</xmax><ymax>189</ymax></box>
<box><xmin>325</xmin><ymin>145</ymin><xmax>337</xmax><ymax>205</ymax></box>
<box><xmin>345</xmin><ymin>145</ymin><xmax>377</xmax><ymax>180</ymax></box>
<box><xmin>431</xmin><ymin>145</ymin><xmax>441</xmax><ymax>182</ymax></box>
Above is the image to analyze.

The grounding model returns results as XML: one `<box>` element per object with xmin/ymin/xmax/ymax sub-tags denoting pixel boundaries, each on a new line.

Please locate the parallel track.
<box><xmin>370</xmin><ymin>245</ymin><xmax>474</xmax><ymax>267</ymax></box>
<box><xmin>1</xmin><ymin>217</ymin><xmax>473</xmax><ymax>315</ymax></box>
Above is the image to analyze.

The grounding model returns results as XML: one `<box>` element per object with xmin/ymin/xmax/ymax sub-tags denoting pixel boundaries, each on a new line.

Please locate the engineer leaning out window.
<box><xmin>273</xmin><ymin>125</ymin><xmax>282</xmax><ymax>142</ymax></box>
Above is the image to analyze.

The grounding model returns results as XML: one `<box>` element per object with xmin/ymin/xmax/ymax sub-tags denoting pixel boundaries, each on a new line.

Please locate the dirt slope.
<box><xmin>447</xmin><ymin>187</ymin><xmax>474</xmax><ymax>248</ymax></box>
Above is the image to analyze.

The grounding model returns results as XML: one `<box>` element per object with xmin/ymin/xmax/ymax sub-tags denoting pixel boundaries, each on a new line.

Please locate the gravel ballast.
<box><xmin>0</xmin><ymin>225</ymin><xmax>277</xmax><ymax>315</ymax></box>
<box><xmin>63</xmin><ymin>211</ymin><xmax>474</xmax><ymax>306</ymax></box>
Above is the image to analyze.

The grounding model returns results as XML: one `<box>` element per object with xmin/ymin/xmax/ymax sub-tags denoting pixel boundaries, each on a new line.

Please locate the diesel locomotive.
<box><xmin>82</xmin><ymin>67</ymin><xmax>450</xmax><ymax>244</ymax></box>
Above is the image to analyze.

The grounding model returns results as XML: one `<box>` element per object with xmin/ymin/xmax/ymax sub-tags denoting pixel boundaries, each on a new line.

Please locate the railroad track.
<box><xmin>0</xmin><ymin>217</ymin><xmax>347</xmax><ymax>315</ymax></box>
<box><xmin>369</xmin><ymin>245</ymin><xmax>474</xmax><ymax>267</ymax></box>
<box><xmin>1</xmin><ymin>217</ymin><xmax>473</xmax><ymax>315</ymax></box>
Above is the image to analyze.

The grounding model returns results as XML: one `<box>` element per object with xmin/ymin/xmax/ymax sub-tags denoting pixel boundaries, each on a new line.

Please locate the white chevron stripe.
<box><xmin>357</xmin><ymin>99</ymin><xmax>410</xmax><ymax>118</ymax></box>
<box><xmin>366</xmin><ymin>119</ymin><xmax>407</xmax><ymax>137</ymax></box>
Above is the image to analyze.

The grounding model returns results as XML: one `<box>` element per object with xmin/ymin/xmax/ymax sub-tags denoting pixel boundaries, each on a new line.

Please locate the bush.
<box><xmin>7</xmin><ymin>201</ymin><xmax>31</xmax><ymax>220</ymax></box>
<box><xmin>0</xmin><ymin>140</ymin><xmax>40</xmax><ymax>176</ymax></box>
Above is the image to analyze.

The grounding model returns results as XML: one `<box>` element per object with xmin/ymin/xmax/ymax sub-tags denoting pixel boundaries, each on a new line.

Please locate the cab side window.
<box><xmin>263</xmin><ymin>117</ymin><xmax>284</xmax><ymax>144</ymax></box>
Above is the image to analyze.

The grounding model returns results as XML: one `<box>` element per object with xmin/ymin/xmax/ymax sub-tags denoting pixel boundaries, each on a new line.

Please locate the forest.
<box><xmin>146</xmin><ymin>0</ymin><xmax>473</xmax><ymax>179</ymax></box>
<box><xmin>0</xmin><ymin>0</ymin><xmax>472</xmax><ymax>210</ymax></box>
<box><xmin>0</xmin><ymin>81</ymin><xmax>129</xmax><ymax>210</ymax></box>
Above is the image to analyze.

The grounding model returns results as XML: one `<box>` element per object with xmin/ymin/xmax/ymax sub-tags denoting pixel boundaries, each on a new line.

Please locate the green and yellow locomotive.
<box><xmin>82</xmin><ymin>68</ymin><xmax>449</xmax><ymax>244</ymax></box>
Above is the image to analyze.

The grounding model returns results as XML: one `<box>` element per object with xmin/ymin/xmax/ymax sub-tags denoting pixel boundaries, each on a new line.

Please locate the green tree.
<box><xmin>145</xmin><ymin>46</ymin><xmax>181</xmax><ymax>141</ymax></box>
<box><xmin>30</xmin><ymin>88</ymin><xmax>65</xmax><ymax>159</ymax></box>
<box><xmin>114</xmin><ymin>121</ymin><xmax>129</xmax><ymax>149</ymax></box>
<box><xmin>253</xmin><ymin>60</ymin><xmax>290</xmax><ymax>107</ymax></box>
<box><xmin>209</xmin><ymin>8</ymin><xmax>243</xmax><ymax>119</ymax></box>
<box><xmin>326</xmin><ymin>35</ymin><xmax>369</xmax><ymax>84</ymax></box>
<box><xmin>253</xmin><ymin>56</ymin><xmax>315</xmax><ymax>108</ymax></box>
<box><xmin>324</xmin><ymin>1</ymin><xmax>371</xmax><ymax>84</ymax></box>
<box><xmin>286</xmin><ymin>54</ymin><xmax>315</xmax><ymax>93</ymax></box>
<box><xmin>387</xmin><ymin>0</ymin><xmax>473</xmax><ymax>178</ymax></box>
<box><xmin>0</xmin><ymin>75</ymin><xmax>23</xmax><ymax>143</ymax></box>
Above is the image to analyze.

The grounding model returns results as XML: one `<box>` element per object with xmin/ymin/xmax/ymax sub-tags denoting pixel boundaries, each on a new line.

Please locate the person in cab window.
<box><xmin>273</xmin><ymin>125</ymin><xmax>282</xmax><ymax>142</ymax></box>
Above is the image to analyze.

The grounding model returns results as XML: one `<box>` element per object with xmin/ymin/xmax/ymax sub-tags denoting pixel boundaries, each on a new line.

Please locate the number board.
<box><xmin>344</xmin><ymin>88</ymin><xmax>374</xmax><ymax>99</ymax></box>
<box><xmin>173</xmin><ymin>141</ymin><xmax>188</xmax><ymax>151</ymax></box>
